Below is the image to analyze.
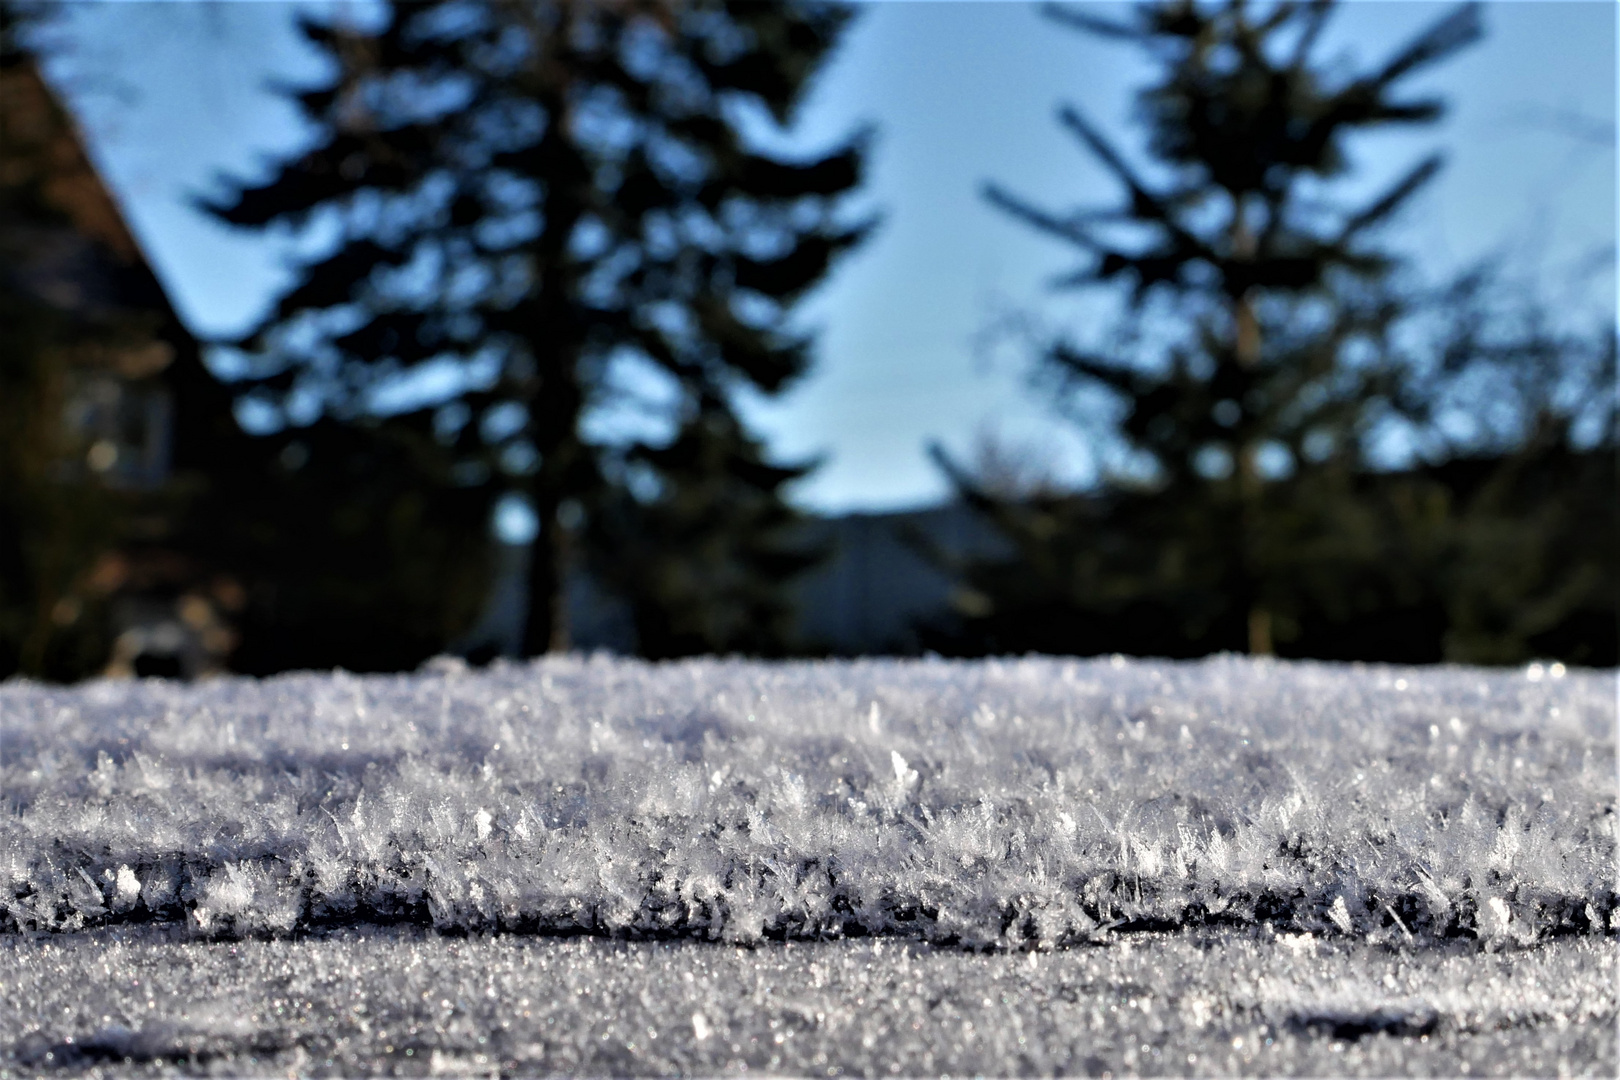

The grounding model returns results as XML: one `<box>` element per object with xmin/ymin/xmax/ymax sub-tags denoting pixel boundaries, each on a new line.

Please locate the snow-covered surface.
<box><xmin>5</xmin><ymin>655</ymin><xmax>1614</xmax><ymax>944</ymax></box>
<box><xmin>3</xmin><ymin>928</ymin><xmax>1613</xmax><ymax>1076</ymax></box>
<box><xmin>2</xmin><ymin>655</ymin><xmax>1616</xmax><ymax>1074</ymax></box>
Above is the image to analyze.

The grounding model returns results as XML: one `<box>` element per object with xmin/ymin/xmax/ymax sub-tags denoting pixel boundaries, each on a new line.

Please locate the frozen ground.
<box><xmin>1</xmin><ymin>654</ymin><xmax>1615</xmax><ymax>1075</ymax></box>
<box><xmin>2</xmin><ymin>927</ymin><xmax>1613</xmax><ymax>1077</ymax></box>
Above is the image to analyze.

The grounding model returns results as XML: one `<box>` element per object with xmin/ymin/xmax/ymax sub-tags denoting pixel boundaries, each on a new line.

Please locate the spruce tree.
<box><xmin>203</xmin><ymin>0</ymin><xmax>867</xmax><ymax>655</ymax></box>
<box><xmin>958</xmin><ymin>0</ymin><xmax>1482</xmax><ymax>656</ymax></box>
<box><xmin>587</xmin><ymin>394</ymin><xmax>822</xmax><ymax>657</ymax></box>
<box><xmin>1384</xmin><ymin>269</ymin><xmax>1618</xmax><ymax>665</ymax></box>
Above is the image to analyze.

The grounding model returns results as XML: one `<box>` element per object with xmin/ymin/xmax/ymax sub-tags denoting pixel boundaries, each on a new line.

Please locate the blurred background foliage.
<box><xmin>200</xmin><ymin>0</ymin><xmax>867</xmax><ymax>663</ymax></box>
<box><xmin>1</xmin><ymin>0</ymin><xmax>1613</xmax><ymax>680</ymax></box>
<box><xmin>926</xmin><ymin>1</ymin><xmax>1617</xmax><ymax>666</ymax></box>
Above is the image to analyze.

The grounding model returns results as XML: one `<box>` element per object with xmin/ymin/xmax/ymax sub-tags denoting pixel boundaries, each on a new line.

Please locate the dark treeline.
<box><xmin>922</xmin><ymin>1</ymin><xmax>1616</xmax><ymax>667</ymax></box>
<box><xmin>1</xmin><ymin>0</ymin><xmax>1613</xmax><ymax>680</ymax></box>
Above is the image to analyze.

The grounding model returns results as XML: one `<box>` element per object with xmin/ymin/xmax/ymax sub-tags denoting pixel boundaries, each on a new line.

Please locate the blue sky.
<box><xmin>42</xmin><ymin>1</ymin><xmax>1617</xmax><ymax>512</ymax></box>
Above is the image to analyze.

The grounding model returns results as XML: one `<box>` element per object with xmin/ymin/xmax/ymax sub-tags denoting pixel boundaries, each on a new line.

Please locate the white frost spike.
<box><xmin>114</xmin><ymin>865</ymin><xmax>141</xmax><ymax>906</ymax></box>
<box><xmin>1328</xmin><ymin>895</ymin><xmax>1353</xmax><ymax>934</ymax></box>
<box><xmin>691</xmin><ymin>1011</ymin><xmax>711</xmax><ymax>1041</ymax></box>
<box><xmin>867</xmin><ymin>701</ymin><xmax>881</xmax><ymax>733</ymax></box>
<box><xmin>211</xmin><ymin>863</ymin><xmax>254</xmax><ymax>913</ymax></box>
<box><xmin>1414</xmin><ymin>868</ymin><xmax>1450</xmax><ymax>914</ymax></box>
<box><xmin>890</xmin><ymin>750</ymin><xmax>917</xmax><ymax>788</ymax></box>
<box><xmin>475</xmin><ymin>808</ymin><xmax>493</xmax><ymax>841</ymax></box>
<box><xmin>1487</xmin><ymin>896</ymin><xmax>1512</xmax><ymax>934</ymax></box>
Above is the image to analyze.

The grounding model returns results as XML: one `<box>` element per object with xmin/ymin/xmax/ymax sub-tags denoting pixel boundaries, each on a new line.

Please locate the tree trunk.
<box><xmin>1231</xmin><ymin>202</ymin><xmax>1273</xmax><ymax>655</ymax></box>
<box><xmin>522</xmin><ymin>497</ymin><xmax>571</xmax><ymax>655</ymax></box>
<box><xmin>515</xmin><ymin>21</ymin><xmax>588</xmax><ymax>658</ymax></box>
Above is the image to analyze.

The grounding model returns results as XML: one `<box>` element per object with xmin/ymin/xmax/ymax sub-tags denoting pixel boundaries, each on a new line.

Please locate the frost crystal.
<box><xmin>113</xmin><ymin>865</ymin><xmax>140</xmax><ymax>909</ymax></box>
<box><xmin>0</xmin><ymin>654</ymin><xmax>1613</xmax><ymax>945</ymax></box>
<box><xmin>1328</xmin><ymin>896</ymin><xmax>1354</xmax><ymax>935</ymax></box>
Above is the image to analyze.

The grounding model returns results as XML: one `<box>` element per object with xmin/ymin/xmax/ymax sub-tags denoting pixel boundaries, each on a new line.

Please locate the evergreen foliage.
<box><xmin>194</xmin><ymin>417</ymin><xmax>499</xmax><ymax>675</ymax></box>
<box><xmin>1375</xmin><ymin>270</ymin><xmax>1618</xmax><ymax>665</ymax></box>
<box><xmin>932</xmin><ymin>0</ymin><xmax>1613</xmax><ymax>664</ymax></box>
<box><xmin>587</xmin><ymin>396</ymin><xmax>823</xmax><ymax>657</ymax></box>
<box><xmin>203</xmin><ymin>0</ymin><xmax>868</xmax><ymax>658</ymax></box>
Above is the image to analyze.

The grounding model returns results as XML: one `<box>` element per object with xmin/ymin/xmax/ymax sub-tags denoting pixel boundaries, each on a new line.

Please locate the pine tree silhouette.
<box><xmin>203</xmin><ymin>0</ymin><xmax>868</xmax><ymax>655</ymax></box>
<box><xmin>949</xmin><ymin>0</ymin><xmax>1483</xmax><ymax>657</ymax></box>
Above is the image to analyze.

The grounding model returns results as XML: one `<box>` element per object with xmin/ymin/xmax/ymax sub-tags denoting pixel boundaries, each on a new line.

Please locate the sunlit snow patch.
<box><xmin>2</xmin><ymin>655</ymin><xmax>1614</xmax><ymax>946</ymax></box>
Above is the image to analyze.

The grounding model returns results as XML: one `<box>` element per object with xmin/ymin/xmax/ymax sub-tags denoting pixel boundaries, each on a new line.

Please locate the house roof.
<box><xmin>2</xmin><ymin>48</ymin><xmax>254</xmax><ymax>480</ymax></box>
<box><xmin>1</xmin><ymin>54</ymin><xmax>142</xmax><ymax>262</ymax></box>
<box><xmin>1</xmin><ymin>53</ymin><xmax>185</xmax><ymax>335</ymax></box>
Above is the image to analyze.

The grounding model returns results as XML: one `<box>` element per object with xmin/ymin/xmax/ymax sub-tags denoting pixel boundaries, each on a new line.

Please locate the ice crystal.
<box><xmin>1</xmin><ymin>655</ymin><xmax>1614</xmax><ymax>946</ymax></box>
<box><xmin>0</xmin><ymin>927</ymin><xmax>1612</xmax><ymax>1077</ymax></box>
